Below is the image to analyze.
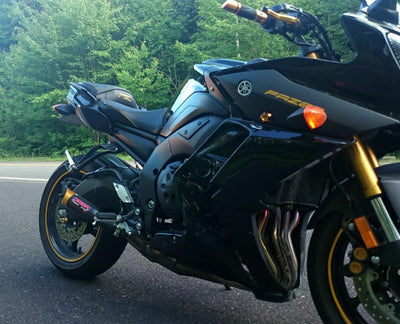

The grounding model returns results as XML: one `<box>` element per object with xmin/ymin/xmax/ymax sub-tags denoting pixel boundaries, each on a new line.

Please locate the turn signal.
<box><xmin>354</xmin><ymin>216</ymin><xmax>379</xmax><ymax>249</ymax></box>
<box><xmin>303</xmin><ymin>105</ymin><xmax>327</xmax><ymax>129</ymax></box>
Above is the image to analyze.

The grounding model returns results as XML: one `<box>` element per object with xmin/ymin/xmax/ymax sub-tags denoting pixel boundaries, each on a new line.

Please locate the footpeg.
<box><xmin>112</xmin><ymin>218</ymin><xmax>143</xmax><ymax>237</ymax></box>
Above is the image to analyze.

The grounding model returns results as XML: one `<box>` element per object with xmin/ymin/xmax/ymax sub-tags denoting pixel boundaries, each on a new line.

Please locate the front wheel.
<box><xmin>308</xmin><ymin>213</ymin><xmax>400</xmax><ymax>323</ymax></box>
<box><xmin>39</xmin><ymin>161</ymin><xmax>127</xmax><ymax>279</ymax></box>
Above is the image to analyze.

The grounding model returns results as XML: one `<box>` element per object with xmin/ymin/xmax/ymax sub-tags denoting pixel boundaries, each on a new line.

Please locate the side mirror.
<box><xmin>367</xmin><ymin>0</ymin><xmax>399</xmax><ymax>24</ymax></box>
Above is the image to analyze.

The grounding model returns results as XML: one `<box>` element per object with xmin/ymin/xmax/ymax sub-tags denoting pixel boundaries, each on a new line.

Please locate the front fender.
<box><xmin>309</xmin><ymin>162</ymin><xmax>400</xmax><ymax>230</ymax></box>
<box><xmin>308</xmin><ymin>177</ymin><xmax>363</xmax><ymax>229</ymax></box>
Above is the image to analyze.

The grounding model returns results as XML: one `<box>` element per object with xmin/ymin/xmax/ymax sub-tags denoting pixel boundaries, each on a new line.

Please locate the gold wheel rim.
<box><xmin>44</xmin><ymin>170</ymin><xmax>100</xmax><ymax>262</ymax></box>
<box><xmin>327</xmin><ymin>226</ymin><xmax>352</xmax><ymax>324</ymax></box>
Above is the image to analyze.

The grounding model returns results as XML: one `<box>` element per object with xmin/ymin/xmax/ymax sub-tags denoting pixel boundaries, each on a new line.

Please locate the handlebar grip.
<box><xmin>222</xmin><ymin>0</ymin><xmax>268</xmax><ymax>24</ymax></box>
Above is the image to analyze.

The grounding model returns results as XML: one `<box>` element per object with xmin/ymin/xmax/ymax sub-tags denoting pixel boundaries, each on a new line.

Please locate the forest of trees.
<box><xmin>0</xmin><ymin>0</ymin><xmax>360</xmax><ymax>158</ymax></box>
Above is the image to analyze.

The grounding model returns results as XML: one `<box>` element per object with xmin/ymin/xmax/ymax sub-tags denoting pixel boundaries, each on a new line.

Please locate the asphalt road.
<box><xmin>0</xmin><ymin>162</ymin><xmax>322</xmax><ymax>324</ymax></box>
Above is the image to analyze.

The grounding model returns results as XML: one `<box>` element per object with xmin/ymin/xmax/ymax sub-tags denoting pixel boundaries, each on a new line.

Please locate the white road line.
<box><xmin>0</xmin><ymin>176</ymin><xmax>48</xmax><ymax>182</ymax></box>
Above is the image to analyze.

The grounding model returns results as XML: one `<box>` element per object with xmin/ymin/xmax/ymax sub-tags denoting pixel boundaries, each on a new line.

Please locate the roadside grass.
<box><xmin>0</xmin><ymin>152</ymin><xmax>135</xmax><ymax>163</ymax></box>
<box><xmin>0</xmin><ymin>156</ymin><xmax>65</xmax><ymax>162</ymax></box>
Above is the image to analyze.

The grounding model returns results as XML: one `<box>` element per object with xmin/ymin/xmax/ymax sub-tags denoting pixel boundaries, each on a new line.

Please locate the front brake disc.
<box><xmin>353</xmin><ymin>268</ymin><xmax>400</xmax><ymax>323</ymax></box>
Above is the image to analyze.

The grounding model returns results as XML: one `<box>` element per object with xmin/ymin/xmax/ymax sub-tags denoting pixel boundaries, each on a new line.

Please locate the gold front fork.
<box><xmin>347</xmin><ymin>137</ymin><xmax>400</xmax><ymax>242</ymax></box>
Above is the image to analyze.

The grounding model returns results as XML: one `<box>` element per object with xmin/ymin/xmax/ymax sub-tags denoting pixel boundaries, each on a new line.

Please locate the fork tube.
<box><xmin>364</xmin><ymin>144</ymin><xmax>379</xmax><ymax>168</ymax></box>
<box><xmin>347</xmin><ymin>137</ymin><xmax>381</xmax><ymax>198</ymax></box>
<box><xmin>371</xmin><ymin>198</ymin><xmax>400</xmax><ymax>241</ymax></box>
<box><xmin>347</xmin><ymin>137</ymin><xmax>400</xmax><ymax>242</ymax></box>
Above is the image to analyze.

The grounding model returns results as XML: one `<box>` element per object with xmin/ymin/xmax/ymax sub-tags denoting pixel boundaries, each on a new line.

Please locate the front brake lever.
<box><xmin>261</xmin><ymin>4</ymin><xmax>302</xmax><ymax>34</ymax></box>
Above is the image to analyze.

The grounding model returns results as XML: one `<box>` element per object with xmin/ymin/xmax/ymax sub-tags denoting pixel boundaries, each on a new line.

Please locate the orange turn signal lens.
<box><xmin>354</xmin><ymin>216</ymin><xmax>379</xmax><ymax>249</ymax></box>
<box><xmin>303</xmin><ymin>105</ymin><xmax>327</xmax><ymax>129</ymax></box>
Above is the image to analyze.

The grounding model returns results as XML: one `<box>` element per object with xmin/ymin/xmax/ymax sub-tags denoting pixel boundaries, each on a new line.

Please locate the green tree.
<box><xmin>114</xmin><ymin>0</ymin><xmax>201</xmax><ymax>100</ymax></box>
<box><xmin>117</xmin><ymin>0</ymin><xmax>198</xmax><ymax>55</ymax></box>
<box><xmin>0</xmin><ymin>0</ymin><xmax>17</xmax><ymax>52</ymax></box>
<box><xmin>0</xmin><ymin>0</ymin><xmax>122</xmax><ymax>157</ymax></box>
<box><xmin>2</xmin><ymin>0</ymin><xmax>121</xmax><ymax>93</ymax></box>
<box><xmin>191</xmin><ymin>0</ymin><xmax>297</xmax><ymax>61</ymax></box>
<box><xmin>114</xmin><ymin>43</ymin><xmax>170</xmax><ymax>108</ymax></box>
<box><xmin>0</xmin><ymin>0</ymin><xmax>43</xmax><ymax>52</ymax></box>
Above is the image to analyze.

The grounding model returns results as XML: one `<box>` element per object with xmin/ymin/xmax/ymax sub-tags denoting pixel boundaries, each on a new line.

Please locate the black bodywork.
<box><xmin>59</xmin><ymin>3</ymin><xmax>400</xmax><ymax>302</ymax></box>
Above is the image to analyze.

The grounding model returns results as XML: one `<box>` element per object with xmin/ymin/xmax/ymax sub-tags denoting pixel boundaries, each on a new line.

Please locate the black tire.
<box><xmin>39</xmin><ymin>161</ymin><xmax>127</xmax><ymax>279</ymax></box>
<box><xmin>308</xmin><ymin>213</ymin><xmax>400</xmax><ymax>323</ymax></box>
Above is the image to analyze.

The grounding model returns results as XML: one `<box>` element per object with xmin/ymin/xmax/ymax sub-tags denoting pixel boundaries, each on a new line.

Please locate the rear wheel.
<box><xmin>39</xmin><ymin>161</ymin><xmax>127</xmax><ymax>279</ymax></box>
<box><xmin>308</xmin><ymin>213</ymin><xmax>400</xmax><ymax>323</ymax></box>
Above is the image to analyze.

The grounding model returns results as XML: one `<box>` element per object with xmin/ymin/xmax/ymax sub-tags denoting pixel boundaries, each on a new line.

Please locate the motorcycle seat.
<box><xmin>100</xmin><ymin>99</ymin><xmax>168</xmax><ymax>135</ymax></box>
<box><xmin>79</xmin><ymin>81</ymin><xmax>140</xmax><ymax>109</ymax></box>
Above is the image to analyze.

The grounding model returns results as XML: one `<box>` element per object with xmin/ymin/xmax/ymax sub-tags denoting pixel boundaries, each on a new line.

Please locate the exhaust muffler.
<box><xmin>61</xmin><ymin>188</ymin><xmax>117</xmax><ymax>222</ymax></box>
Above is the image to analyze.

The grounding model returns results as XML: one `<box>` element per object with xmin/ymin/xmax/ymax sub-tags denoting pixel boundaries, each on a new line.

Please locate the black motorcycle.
<box><xmin>39</xmin><ymin>0</ymin><xmax>400</xmax><ymax>322</ymax></box>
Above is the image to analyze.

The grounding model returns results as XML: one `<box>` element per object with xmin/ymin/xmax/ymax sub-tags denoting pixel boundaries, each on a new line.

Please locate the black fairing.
<box><xmin>139</xmin><ymin>116</ymin><xmax>225</xmax><ymax>232</ymax></box>
<box><xmin>215</xmin><ymin>67</ymin><xmax>398</xmax><ymax>139</ymax></box>
<box><xmin>208</xmin><ymin>13</ymin><xmax>400</xmax><ymax>139</ymax></box>
<box><xmin>113</xmin><ymin>127</ymin><xmax>157</xmax><ymax>163</ymax></box>
<box><xmin>175</xmin><ymin>119</ymin><xmax>347</xmax><ymax>213</ymax></box>
<box><xmin>160</xmin><ymin>91</ymin><xmax>229</xmax><ymax>137</ymax></box>
<box><xmin>170</xmin><ymin>119</ymin><xmax>348</xmax><ymax>299</ymax></box>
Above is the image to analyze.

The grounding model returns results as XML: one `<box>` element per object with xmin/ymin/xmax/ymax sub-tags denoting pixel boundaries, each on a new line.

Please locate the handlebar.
<box><xmin>221</xmin><ymin>0</ymin><xmax>339</xmax><ymax>61</ymax></box>
<box><xmin>222</xmin><ymin>0</ymin><xmax>299</xmax><ymax>25</ymax></box>
<box><xmin>222</xmin><ymin>0</ymin><xmax>268</xmax><ymax>24</ymax></box>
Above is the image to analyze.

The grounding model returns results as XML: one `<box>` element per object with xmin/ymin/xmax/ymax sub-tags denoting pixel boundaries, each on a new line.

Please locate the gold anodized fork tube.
<box><xmin>346</xmin><ymin>136</ymin><xmax>381</xmax><ymax>198</ymax></box>
<box><xmin>364</xmin><ymin>144</ymin><xmax>379</xmax><ymax>168</ymax></box>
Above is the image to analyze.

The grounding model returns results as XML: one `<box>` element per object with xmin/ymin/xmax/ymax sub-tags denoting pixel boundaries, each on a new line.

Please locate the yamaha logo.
<box><xmin>237</xmin><ymin>80</ymin><xmax>252</xmax><ymax>96</ymax></box>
